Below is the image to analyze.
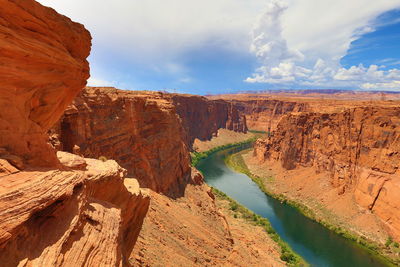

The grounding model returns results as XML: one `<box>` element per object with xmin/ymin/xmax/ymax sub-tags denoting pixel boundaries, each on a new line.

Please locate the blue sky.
<box><xmin>342</xmin><ymin>9</ymin><xmax>400</xmax><ymax>71</ymax></box>
<box><xmin>38</xmin><ymin>0</ymin><xmax>400</xmax><ymax>95</ymax></box>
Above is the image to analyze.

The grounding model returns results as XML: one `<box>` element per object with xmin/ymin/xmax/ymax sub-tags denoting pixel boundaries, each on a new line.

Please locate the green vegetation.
<box><xmin>191</xmin><ymin>130</ymin><xmax>268</xmax><ymax>166</ymax></box>
<box><xmin>98</xmin><ymin>156</ymin><xmax>108</xmax><ymax>162</ymax></box>
<box><xmin>386</xmin><ymin>237</ymin><xmax>393</xmax><ymax>248</ymax></box>
<box><xmin>248</xmin><ymin>129</ymin><xmax>271</xmax><ymax>137</ymax></box>
<box><xmin>212</xmin><ymin>187</ymin><xmax>308</xmax><ymax>267</ymax></box>
<box><xmin>224</xmin><ymin>149</ymin><xmax>399</xmax><ymax>267</ymax></box>
<box><xmin>191</xmin><ymin>137</ymin><xmax>258</xmax><ymax>167</ymax></box>
<box><xmin>248</xmin><ymin>129</ymin><xmax>267</xmax><ymax>134</ymax></box>
<box><xmin>195</xmin><ymin>138</ymin><xmax>399</xmax><ymax>266</ymax></box>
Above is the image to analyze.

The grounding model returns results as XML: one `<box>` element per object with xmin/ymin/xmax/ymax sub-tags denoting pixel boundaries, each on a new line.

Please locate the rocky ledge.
<box><xmin>0</xmin><ymin>2</ymin><xmax>149</xmax><ymax>266</ymax></box>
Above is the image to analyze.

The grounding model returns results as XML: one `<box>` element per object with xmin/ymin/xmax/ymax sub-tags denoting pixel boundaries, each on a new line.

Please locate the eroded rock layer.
<box><xmin>0</xmin><ymin>2</ymin><xmax>150</xmax><ymax>266</ymax></box>
<box><xmin>254</xmin><ymin>107</ymin><xmax>400</xmax><ymax>240</ymax></box>
<box><xmin>230</xmin><ymin>99</ymin><xmax>309</xmax><ymax>132</ymax></box>
<box><xmin>171</xmin><ymin>95</ymin><xmax>248</xmax><ymax>147</ymax></box>
<box><xmin>52</xmin><ymin>87</ymin><xmax>247</xmax><ymax>194</ymax></box>
<box><xmin>51</xmin><ymin>87</ymin><xmax>192</xmax><ymax>195</ymax></box>
<box><xmin>0</xmin><ymin>156</ymin><xmax>150</xmax><ymax>266</ymax></box>
<box><xmin>0</xmin><ymin>0</ymin><xmax>91</xmax><ymax>167</ymax></box>
<box><xmin>131</xmin><ymin>172</ymin><xmax>285</xmax><ymax>267</ymax></box>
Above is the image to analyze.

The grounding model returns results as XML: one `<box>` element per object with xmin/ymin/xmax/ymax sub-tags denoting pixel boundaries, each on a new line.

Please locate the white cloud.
<box><xmin>361</xmin><ymin>81</ymin><xmax>400</xmax><ymax>90</ymax></box>
<box><xmin>36</xmin><ymin>0</ymin><xmax>268</xmax><ymax>91</ymax></box>
<box><xmin>37</xmin><ymin>0</ymin><xmax>266</xmax><ymax>61</ymax></box>
<box><xmin>245</xmin><ymin>0</ymin><xmax>400</xmax><ymax>89</ymax></box>
<box><xmin>388</xmin><ymin>69</ymin><xmax>400</xmax><ymax>79</ymax></box>
<box><xmin>87</xmin><ymin>77</ymin><xmax>114</xmax><ymax>87</ymax></box>
<box><xmin>249</xmin><ymin>0</ymin><xmax>304</xmax><ymax>67</ymax></box>
<box><xmin>36</xmin><ymin>0</ymin><xmax>400</xmax><ymax>90</ymax></box>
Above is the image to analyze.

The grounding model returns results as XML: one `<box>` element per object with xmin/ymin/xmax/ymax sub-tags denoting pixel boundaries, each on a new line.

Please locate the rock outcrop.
<box><xmin>0</xmin><ymin>1</ymin><xmax>150</xmax><ymax>266</ymax></box>
<box><xmin>254</xmin><ymin>107</ymin><xmax>400</xmax><ymax>240</ymax></box>
<box><xmin>171</xmin><ymin>95</ymin><xmax>248</xmax><ymax>147</ymax></box>
<box><xmin>231</xmin><ymin>99</ymin><xmax>309</xmax><ymax>132</ymax></box>
<box><xmin>51</xmin><ymin>87</ymin><xmax>192</xmax><ymax>195</ymax></box>
<box><xmin>131</xmin><ymin>174</ymin><xmax>285</xmax><ymax>267</ymax></box>
<box><xmin>52</xmin><ymin>87</ymin><xmax>248</xmax><ymax>195</ymax></box>
<box><xmin>0</xmin><ymin>157</ymin><xmax>150</xmax><ymax>266</ymax></box>
<box><xmin>0</xmin><ymin>0</ymin><xmax>91</xmax><ymax>167</ymax></box>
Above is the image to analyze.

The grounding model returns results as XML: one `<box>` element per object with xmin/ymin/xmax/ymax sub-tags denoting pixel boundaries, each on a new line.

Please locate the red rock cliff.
<box><xmin>0</xmin><ymin>1</ymin><xmax>149</xmax><ymax>266</ymax></box>
<box><xmin>52</xmin><ymin>87</ymin><xmax>192</xmax><ymax>195</ymax></box>
<box><xmin>254</xmin><ymin>107</ymin><xmax>400</xmax><ymax>240</ymax></box>
<box><xmin>52</xmin><ymin>88</ymin><xmax>248</xmax><ymax>194</ymax></box>
<box><xmin>171</xmin><ymin>95</ymin><xmax>247</xmax><ymax>147</ymax></box>
<box><xmin>231</xmin><ymin>99</ymin><xmax>309</xmax><ymax>132</ymax></box>
<box><xmin>0</xmin><ymin>0</ymin><xmax>91</xmax><ymax>167</ymax></box>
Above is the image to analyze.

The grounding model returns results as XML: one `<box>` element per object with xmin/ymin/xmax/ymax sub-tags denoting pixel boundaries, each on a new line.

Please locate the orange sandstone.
<box><xmin>254</xmin><ymin>107</ymin><xmax>400</xmax><ymax>241</ymax></box>
<box><xmin>0</xmin><ymin>0</ymin><xmax>91</xmax><ymax>167</ymax></box>
<box><xmin>0</xmin><ymin>2</ymin><xmax>149</xmax><ymax>266</ymax></box>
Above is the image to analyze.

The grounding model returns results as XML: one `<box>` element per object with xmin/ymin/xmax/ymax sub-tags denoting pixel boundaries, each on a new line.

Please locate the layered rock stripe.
<box><xmin>0</xmin><ymin>0</ymin><xmax>91</xmax><ymax>167</ymax></box>
<box><xmin>0</xmin><ymin>1</ymin><xmax>149</xmax><ymax>266</ymax></box>
<box><xmin>0</xmin><ymin>2</ymin><xmax>280</xmax><ymax>267</ymax></box>
<box><xmin>254</xmin><ymin>107</ymin><xmax>400</xmax><ymax>241</ymax></box>
<box><xmin>52</xmin><ymin>87</ymin><xmax>247</xmax><ymax>195</ymax></box>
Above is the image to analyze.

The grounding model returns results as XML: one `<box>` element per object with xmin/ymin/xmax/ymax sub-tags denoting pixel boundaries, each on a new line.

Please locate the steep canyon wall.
<box><xmin>0</xmin><ymin>1</ymin><xmax>149</xmax><ymax>266</ymax></box>
<box><xmin>52</xmin><ymin>88</ymin><xmax>248</xmax><ymax>194</ymax></box>
<box><xmin>172</xmin><ymin>95</ymin><xmax>248</xmax><ymax>146</ymax></box>
<box><xmin>230</xmin><ymin>99</ymin><xmax>309</xmax><ymax>132</ymax></box>
<box><xmin>0</xmin><ymin>0</ymin><xmax>91</xmax><ymax>167</ymax></box>
<box><xmin>51</xmin><ymin>87</ymin><xmax>192</xmax><ymax>195</ymax></box>
<box><xmin>254</xmin><ymin>107</ymin><xmax>400</xmax><ymax>240</ymax></box>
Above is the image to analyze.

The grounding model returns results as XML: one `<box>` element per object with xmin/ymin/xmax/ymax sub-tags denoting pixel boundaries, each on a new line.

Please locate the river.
<box><xmin>196</xmin><ymin>146</ymin><xmax>389</xmax><ymax>267</ymax></box>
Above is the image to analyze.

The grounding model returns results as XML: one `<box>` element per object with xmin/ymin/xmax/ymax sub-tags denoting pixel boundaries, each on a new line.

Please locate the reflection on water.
<box><xmin>197</xmin><ymin>148</ymin><xmax>389</xmax><ymax>267</ymax></box>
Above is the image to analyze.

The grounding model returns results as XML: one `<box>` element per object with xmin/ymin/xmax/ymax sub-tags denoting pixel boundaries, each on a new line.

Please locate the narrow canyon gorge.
<box><xmin>0</xmin><ymin>1</ymin><xmax>283</xmax><ymax>266</ymax></box>
<box><xmin>213</xmin><ymin>93</ymin><xmax>400</xmax><ymax>263</ymax></box>
<box><xmin>1</xmin><ymin>0</ymin><xmax>400</xmax><ymax>266</ymax></box>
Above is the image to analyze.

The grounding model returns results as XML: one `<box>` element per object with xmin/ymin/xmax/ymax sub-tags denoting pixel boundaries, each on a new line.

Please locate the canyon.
<box><xmin>0</xmin><ymin>1</ymin><xmax>149</xmax><ymax>266</ymax></box>
<box><xmin>50</xmin><ymin>87</ymin><xmax>247</xmax><ymax>195</ymax></box>
<box><xmin>246</xmin><ymin>97</ymin><xmax>400</xmax><ymax>247</ymax></box>
<box><xmin>212</xmin><ymin>92</ymin><xmax>400</xmax><ymax>262</ymax></box>
<box><xmin>209</xmin><ymin>91</ymin><xmax>400</xmax><ymax>132</ymax></box>
<box><xmin>228</xmin><ymin>99</ymin><xmax>309</xmax><ymax>132</ymax></box>
<box><xmin>1</xmin><ymin>0</ymin><xmax>400</xmax><ymax>266</ymax></box>
<box><xmin>0</xmin><ymin>1</ymin><xmax>283</xmax><ymax>266</ymax></box>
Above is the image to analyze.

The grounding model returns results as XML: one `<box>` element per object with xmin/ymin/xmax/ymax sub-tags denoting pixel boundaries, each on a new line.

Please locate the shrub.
<box><xmin>385</xmin><ymin>236</ymin><xmax>393</xmax><ymax>247</ymax></box>
<box><xmin>252</xmin><ymin>214</ymin><xmax>258</xmax><ymax>222</ymax></box>
<box><xmin>98</xmin><ymin>156</ymin><xmax>108</xmax><ymax>162</ymax></box>
<box><xmin>211</xmin><ymin>187</ymin><xmax>306</xmax><ymax>266</ymax></box>
<box><xmin>229</xmin><ymin>202</ymin><xmax>238</xmax><ymax>211</ymax></box>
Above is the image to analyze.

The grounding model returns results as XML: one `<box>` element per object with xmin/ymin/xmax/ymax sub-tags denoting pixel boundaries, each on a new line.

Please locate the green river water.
<box><xmin>196</xmin><ymin>146</ymin><xmax>391</xmax><ymax>267</ymax></box>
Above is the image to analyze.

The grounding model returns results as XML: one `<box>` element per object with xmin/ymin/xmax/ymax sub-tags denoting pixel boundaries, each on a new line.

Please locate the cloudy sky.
<box><xmin>37</xmin><ymin>0</ymin><xmax>400</xmax><ymax>94</ymax></box>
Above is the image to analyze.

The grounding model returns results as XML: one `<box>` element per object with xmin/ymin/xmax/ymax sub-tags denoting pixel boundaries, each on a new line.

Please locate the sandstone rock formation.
<box><xmin>228</xmin><ymin>99</ymin><xmax>310</xmax><ymax>132</ymax></box>
<box><xmin>131</xmin><ymin>176</ymin><xmax>285</xmax><ymax>267</ymax></box>
<box><xmin>171</xmin><ymin>95</ymin><xmax>248</xmax><ymax>146</ymax></box>
<box><xmin>231</xmin><ymin>99</ymin><xmax>309</xmax><ymax>132</ymax></box>
<box><xmin>0</xmin><ymin>158</ymin><xmax>150</xmax><ymax>266</ymax></box>
<box><xmin>0</xmin><ymin>0</ymin><xmax>91</xmax><ymax>167</ymax></box>
<box><xmin>52</xmin><ymin>87</ymin><xmax>247</xmax><ymax>195</ymax></box>
<box><xmin>254</xmin><ymin>107</ymin><xmax>400</xmax><ymax>241</ymax></box>
<box><xmin>193</xmin><ymin>128</ymin><xmax>256</xmax><ymax>152</ymax></box>
<box><xmin>51</xmin><ymin>87</ymin><xmax>192</xmax><ymax>195</ymax></box>
<box><xmin>0</xmin><ymin>2</ymin><xmax>150</xmax><ymax>266</ymax></box>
